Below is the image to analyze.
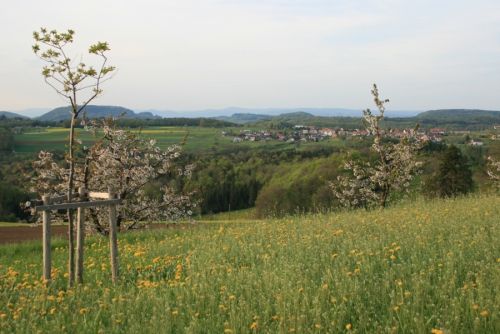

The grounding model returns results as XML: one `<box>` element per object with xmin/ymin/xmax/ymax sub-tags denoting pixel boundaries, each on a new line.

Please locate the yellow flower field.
<box><xmin>1</xmin><ymin>194</ymin><xmax>499</xmax><ymax>333</ymax></box>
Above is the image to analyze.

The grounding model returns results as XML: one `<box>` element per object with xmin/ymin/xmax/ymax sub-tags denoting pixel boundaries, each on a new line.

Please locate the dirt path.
<box><xmin>0</xmin><ymin>226</ymin><xmax>68</xmax><ymax>245</ymax></box>
<box><xmin>0</xmin><ymin>224</ymin><xmax>196</xmax><ymax>245</ymax></box>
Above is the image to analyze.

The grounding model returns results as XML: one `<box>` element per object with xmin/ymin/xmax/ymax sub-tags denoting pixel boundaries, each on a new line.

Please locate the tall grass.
<box><xmin>1</xmin><ymin>194</ymin><xmax>499</xmax><ymax>333</ymax></box>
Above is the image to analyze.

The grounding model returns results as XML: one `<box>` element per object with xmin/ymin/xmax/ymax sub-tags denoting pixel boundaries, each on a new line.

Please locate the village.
<box><xmin>223</xmin><ymin>125</ymin><xmax>486</xmax><ymax>146</ymax></box>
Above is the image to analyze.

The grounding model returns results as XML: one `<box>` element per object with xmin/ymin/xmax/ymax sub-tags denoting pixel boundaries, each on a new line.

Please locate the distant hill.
<box><xmin>0</xmin><ymin>111</ymin><xmax>29</xmax><ymax>119</ymax></box>
<box><xmin>214</xmin><ymin>111</ymin><xmax>315</xmax><ymax>124</ymax></box>
<box><xmin>242</xmin><ymin>108</ymin><xmax>500</xmax><ymax>131</ymax></box>
<box><xmin>8</xmin><ymin>108</ymin><xmax>52</xmax><ymax>118</ymax></box>
<box><xmin>37</xmin><ymin>105</ymin><xmax>162</xmax><ymax>121</ymax></box>
<box><xmin>417</xmin><ymin>109</ymin><xmax>500</xmax><ymax>118</ymax></box>
<box><xmin>140</xmin><ymin>107</ymin><xmax>423</xmax><ymax>119</ymax></box>
<box><xmin>214</xmin><ymin>113</ymin><xmax>272</xmax><ymax>124</ymax></box>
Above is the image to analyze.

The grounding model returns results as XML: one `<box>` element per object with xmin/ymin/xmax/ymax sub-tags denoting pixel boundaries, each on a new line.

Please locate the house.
<box><xmin>420</xmin><ymin>135</ymin><xmax>430</xmax><ymax>142</ymax></box>
<box><xmin>320</xmin><ymin>129</ymin><xmax>333</xmax><ymax>136</ymax></box>
<box><xmin>432</xmin><ymin>134</ymin><xmax>442</xmax><ymax>142</ymax></box>
<box><xmin>233</xmin><ymin>138</ymin><xmax>242</xmax><ymax>143</ymax></box>
<box><xmin>392</xmin><ymin>131</ymin><xmax>406</xmax><ymax>138</ymax></box>
<box><xmin>470</xmin><ymin>139</ymin><xmax>483</xmax><ymax>146</ymax></box>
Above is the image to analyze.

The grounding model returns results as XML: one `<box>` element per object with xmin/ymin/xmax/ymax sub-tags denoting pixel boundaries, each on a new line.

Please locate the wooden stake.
<box><xmin>76</xmin><ymin>187</ymin><xmax>85</xmax><ymax>284</ymax></box>
<box><xmin>42</xmin><ymin>195</ymin><xmax>51</xmax><ymax>284</ymax></box>
<box><xmin>108</xmin><ymin>186</ymin><xmax>119</xmax><ymax>283</ymax></box>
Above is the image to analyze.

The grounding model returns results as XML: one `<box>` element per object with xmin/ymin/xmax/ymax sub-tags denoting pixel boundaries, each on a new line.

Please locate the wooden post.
<box><xmin>42</xmin><ymin>195</ymin><xmax>51</xmax><ymax>284</ymax></box>
<box><xmin>108</xmin><ymin>186</ymin><xmax>119</xmax><ymax>283</ymax></box>
<box><xmin>76</xmin><ymin>187</ymin><xmax>86</xmax><ymax>284</ymax></box>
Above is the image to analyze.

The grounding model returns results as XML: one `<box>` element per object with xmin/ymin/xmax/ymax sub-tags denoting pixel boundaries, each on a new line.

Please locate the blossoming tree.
<box><xmin>25</xmin><ymin>117</ymin><xmax>197</xmax><ymax>235</ymax></box>
<box><xmin>330</xmin><ymin>84</ymin><xmax>424</xmax><ymax>209</ymax></box>
<box><xmin>32</xmin><ymin>28</ymin><xmax>115</xmax><ymax>284</ymax></box>
<box><xmin>486</xmin><ymin>156</ymin><xmax>500</xmax><ymax>188</ymax></box>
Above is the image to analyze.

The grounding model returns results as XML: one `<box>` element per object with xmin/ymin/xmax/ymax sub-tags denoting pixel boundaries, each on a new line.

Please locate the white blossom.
<box><xmin>23</xmin><ymin>118</ymin><xmax>197</xmax><ymax>233</ymax></box>
<box><xmin>330</xmin><ymin>84</ymin><xmax>423</xmax><ymax>209</ymax></box>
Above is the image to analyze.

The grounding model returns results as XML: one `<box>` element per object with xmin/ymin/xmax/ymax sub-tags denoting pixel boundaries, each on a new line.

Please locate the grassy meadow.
<box><xmin>1</xmin><ymin>194</ymin><xmax>500</xmax><ymax>333</ymax></box>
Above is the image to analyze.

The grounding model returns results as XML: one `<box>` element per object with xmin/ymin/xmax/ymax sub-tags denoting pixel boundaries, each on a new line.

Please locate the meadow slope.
<box><xmin>1</xmin><ymin>194</ymin><xmax>500</xmax><ymax>333</ymax></box>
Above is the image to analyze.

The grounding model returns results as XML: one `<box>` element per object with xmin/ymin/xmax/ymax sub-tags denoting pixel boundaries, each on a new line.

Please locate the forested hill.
<box><xmin>0</xmin><ymin>111</ymin><xmax>29</xmax><ymax>119</ymax></box>
<box><xmin>417</xmin><ymin>109</ymin><xmax>500</xmax><ymax>118</ymax></box>
<box><xmin>36</xmin><ymin>105</ymin><xmax>162</xmax><ymax>121</ymax></box>
<box><xmin>245</xmin><ymin>109</ymin><xmax>500</xmax><ymax>131</ymax></box>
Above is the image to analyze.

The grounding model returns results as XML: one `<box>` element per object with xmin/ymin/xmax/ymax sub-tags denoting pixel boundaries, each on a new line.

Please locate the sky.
<box><xmin>1</xmin><ymin>0</ymin><xmax>499</xmax><ymax>113</ymax></box>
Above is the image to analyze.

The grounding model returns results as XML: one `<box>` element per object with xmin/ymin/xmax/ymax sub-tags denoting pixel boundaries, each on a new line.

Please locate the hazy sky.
<box><xmin>1</xmin><ymin>0</ymin><xmax>499</xmax><ymax>112</ymax></box>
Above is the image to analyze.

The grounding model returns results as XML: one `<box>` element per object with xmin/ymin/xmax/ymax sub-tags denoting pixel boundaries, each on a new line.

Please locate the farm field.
<box><xmin>1</xmin><ymin>194</ymin><xmax>500</xmax><ymax>333</ymax></box>
<box><xmin>12</xmin><ymin>126</ymin><xmax>362</xmax><ymax>155</ymax></box>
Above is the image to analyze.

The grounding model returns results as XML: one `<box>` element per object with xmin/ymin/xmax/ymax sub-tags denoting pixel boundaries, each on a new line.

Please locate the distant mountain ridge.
<box><xmin>417</xmin><ymin>109</ymin><xmax>500</xmax><ymax>118</ymax></box>
<box><xmin>139</xmin><ymin>107</ymin><xmax>424</xmax><ymax>118</ymax></box>
<box><xmin>8</xmin><ymin>106</ymin><xmax>500</xmax><ymax>123</ymax></box>
<box><xmin>36</xmin><ymin>105</ymin><xmax>161</xmax><ymax>121</ymax></box>
<box><xmin>0</xmin><ymin>111</ymin><xmax>29</xmax><ymax>119</ymax></box>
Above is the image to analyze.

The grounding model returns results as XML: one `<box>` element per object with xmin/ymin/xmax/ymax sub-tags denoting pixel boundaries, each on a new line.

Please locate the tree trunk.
<box><xmin>67</xmin><ymin>114</ymin><xmax>77</xmax><ymax>286</ymax></box>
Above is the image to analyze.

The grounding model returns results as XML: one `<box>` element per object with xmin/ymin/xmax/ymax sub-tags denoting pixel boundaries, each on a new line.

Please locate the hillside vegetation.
<box><xmin>1</xmin><ymin>194</ymin><xmax>499</xmax><ymax>333</ymax></box>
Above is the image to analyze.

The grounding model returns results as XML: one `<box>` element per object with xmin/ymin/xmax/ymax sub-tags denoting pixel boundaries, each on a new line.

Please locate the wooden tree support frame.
<box><xmin>34</xmin><ymin>186</ymin><xmax>123</xmax><ymax>285</ymax></box>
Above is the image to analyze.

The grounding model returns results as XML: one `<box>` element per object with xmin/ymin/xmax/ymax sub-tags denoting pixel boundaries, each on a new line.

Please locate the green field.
<box><xmin>13</xmin><ymin>126</ymin><xmax>363</xmax><ymax>155</ymax></box>
<box><xmin>1</xmin><ymin>194</ymin><xmax>499</xmax><ymax>333</ymax></box>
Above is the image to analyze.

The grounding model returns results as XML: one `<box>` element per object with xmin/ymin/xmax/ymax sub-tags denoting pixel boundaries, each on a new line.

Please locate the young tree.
<box><xmin>24</xmin><ymin>117</ymin><xmax>197</xmax><ymax>234</ymax></box>
<box><xmin>32</xmin><ymin>28</ymin><xmax>115</xmax><ymax>284</ymax></box>
<box><xmin>423</xmin><ymin>144</ymin><xmax>474</xmax><ymax>198</ymax></box>
<box><xmin>330</xmin><ymin>84</ymin><xmax>424</xmax><ymax>209</ymax></box>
